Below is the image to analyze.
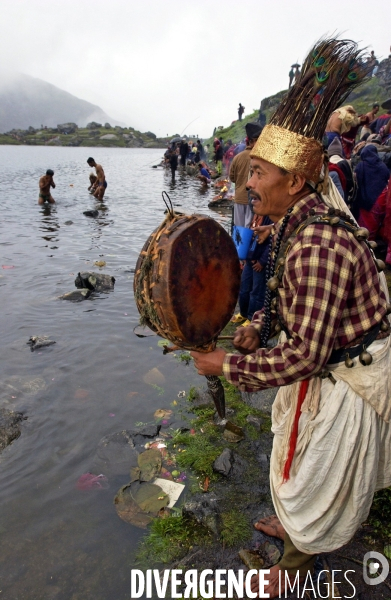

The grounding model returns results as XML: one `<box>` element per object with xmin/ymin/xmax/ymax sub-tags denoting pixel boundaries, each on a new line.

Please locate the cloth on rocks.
<box><xmin>354</xmin><ymin>145</ymin><xmax>390</xmax><ymax>212</ymax></box>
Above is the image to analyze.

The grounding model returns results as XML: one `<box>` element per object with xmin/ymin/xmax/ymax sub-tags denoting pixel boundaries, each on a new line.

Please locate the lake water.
<box><xmin>0</xmin><ymin>146</ymin><xmax>231</xmax><ymax>599</ymax></box>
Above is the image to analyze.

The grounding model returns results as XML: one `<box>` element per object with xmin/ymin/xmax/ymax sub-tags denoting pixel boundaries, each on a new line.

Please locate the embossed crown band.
<box><xmin>250</xmin><ymin>124</ymin><xmax>324</xmax><ymax>184</ymax></box>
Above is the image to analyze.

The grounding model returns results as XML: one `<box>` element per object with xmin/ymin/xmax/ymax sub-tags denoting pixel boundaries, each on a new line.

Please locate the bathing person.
<box><xmin>38</xmin><ymin>169</ymin><xmax>55</xmax><ymax>204</ymax></box>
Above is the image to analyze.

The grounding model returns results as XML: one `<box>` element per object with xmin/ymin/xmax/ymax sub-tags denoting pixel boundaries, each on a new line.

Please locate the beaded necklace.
<box><xmin>259</xmin><ymin>207</ymin><xmax>293</xmax><ymax>348</ymax></box>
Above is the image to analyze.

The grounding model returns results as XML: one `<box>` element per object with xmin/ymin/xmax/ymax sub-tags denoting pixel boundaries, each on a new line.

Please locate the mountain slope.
<box><xmin>0</xmin><ymin>71</ymin><xmax>120</xmax><ymax>132</ymax></box>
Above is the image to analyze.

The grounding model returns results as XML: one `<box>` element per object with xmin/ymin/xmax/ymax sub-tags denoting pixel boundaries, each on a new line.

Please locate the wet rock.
<box><xmin>230</xmin><ymin>453</ymin><xmax>249</xmax><ymax>478</ymax></box>
<box><xmin>83</xmin><ymin>210</ymin><xmax>99</xmax><ymax>218</ymax></box>
<box><xmin>0</xmin><ymin>409</ymin><xmax>25</xmax><ymax>452</ymax></box>
<box><xmin>94</xmin><ymin>430</ymin><xmax>139</xmax><ymax>476</ymax></box>
<box><xmin>169</xmin><ymin>420</ymin><xmax>190</xmax><ymax>433</ymax></box>
<box><xmin>241</xmin><ymin>387</ymin><xmax>278</xmax><ymax>414</ymax></box>
<box><xmin>143</xmin><ymin>367</ymin><xmax>165</xmax><ymax>386</ymax></box>
<box><xmin>189</xmin><ymin>387</ymin><xmax>215</xmax><ymax>410</ymax></box>
<box><xmin>239</xmin><ymin>549</ymin><xmax>264</xmax><ymax>570</ymax></box>
<box><xmin>213</xmin><ymin>448</ymin><xmax>233</xmax><ymax>476</ymax></box>
<box><xmin>130</xmin><ymin>424</ymin><xmax>161</xmax><ymax>445</ymax></box>
<box><xmin>256</xmin><ymin>452</ymin><xmax>269</xmax><ymax>469</ymax></box>
<box><xmin>59</xmin><ymin>289</ymin><xmax>91</xmax><ymax>302</ymax></box>
<box><xmin>246</xmin><ymin>415</ymin><xmax>263</xmax><ymax>429</ymax></box>
<box><xmin>183</xmin><ymin>492</ymin><xmax>220</xmax><ymax>535</ymax></box>
<box><xmin>114</xmin><ymin>480</ymin><xmax>169</xmax><ymax>529</ymax></box>
<box><xmin>2</xmin><ymin>375</ymin><xmax>46</xmax><ymax>396</ymax></box>
<box><xmin>27</xmin><ymin>335</ymin><xmax>56</xmax><ymax>351</ymax></box>
<box><xmin>64</xmin><ymin>220</ymin><xmax>73</xmax><ymax>225</ymax></box>
<box><xmin>75</xmin><ymin>271</ymin><xmax>115</xmax><ymax>292</ymax></box>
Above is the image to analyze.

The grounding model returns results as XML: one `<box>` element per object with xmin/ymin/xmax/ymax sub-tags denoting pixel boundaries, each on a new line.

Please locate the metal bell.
<box><xmin>354</xmin><ymin>227</ymin><xmax>369</xmax><ymax>241</ymax></box>
<box><xmin>271</xmin><ymin>297</ymin><xmax>278</xmax><ymax>309</ymax></box>
<box><xmin>359</xmin><ymin>348</ymin><xmax>373</xmax><ymax>366</ymax></box>
<box><xmin>376</xmin><ymin>259</ymin><xmax>386</xmax><ymax>272</ymax></box>
<box><xmin>368</xmin><ymin>240</ymin><xmax>378</xmax><ymax>250</ymax></box>
<box><xmin>344</xmin><ymin>353</ymin><xmax>354</xmax><ymax>368</ymax></box>
<box><xmin>329</xmin><ymin>216</ymin><xmax>340</xmax><ymax>226</ymax></box>
<box><xmin>267</xmin><ymin>276</ymin><xmax>280</xmax><ymax>291</ymax></box>
<box><xmin>276</xmin><ymin>257</ymin><xmax>285</xmax><ymax>267</ymax></box>
<box><xmin>274</xmin><ymin>323</ymin><xmax>282</xmax><ymax>334</ymax></box>
<box><xmin>380</xmin><ymin>321</ymin><xmax>390</xmax><ymax>332</ymax></box>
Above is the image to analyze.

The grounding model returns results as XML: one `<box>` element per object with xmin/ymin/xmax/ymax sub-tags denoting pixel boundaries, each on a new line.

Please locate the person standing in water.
<box><xmin>38</xmin><ymin>169</ymin><xmax>56</xmax><ymax>204</ymax></box>
<box><xmin>87</xmin><ymin>157</ymin><xmax>107</xmax><ymax>200</ymax></box>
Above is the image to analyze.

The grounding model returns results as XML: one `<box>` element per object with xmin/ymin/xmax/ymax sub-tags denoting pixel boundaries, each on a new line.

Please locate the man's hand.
<box><xmin>233</xmin><ymin>326</ymin><xmax>260</xmax><ymax>354</ymax></box>
<box><xmin>190</xmin><ymin>348</ymin><xmax>226</xmax><ymax>376</ymax></box>
<box><xmin>252</xmin><ymin>224</ymin><xmax>273</xmax><ymax>244</ymax></box>
<box><xmin>252</xmin><ymin>260</ymin><xmax>263</xmax><ymax>272</ymax></box>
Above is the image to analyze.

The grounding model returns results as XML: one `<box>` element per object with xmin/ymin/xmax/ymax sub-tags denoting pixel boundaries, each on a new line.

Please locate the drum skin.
<box><xmin>134</xmin><ymin>214</ymin><xmax>241</xmax><ymax>351</ymax></box>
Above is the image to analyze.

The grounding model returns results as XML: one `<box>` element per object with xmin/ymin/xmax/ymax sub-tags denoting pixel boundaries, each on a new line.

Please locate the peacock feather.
<box><xmin>270</xmin><ymin>37</ymin><xmax>371</xmax><ymax>141</ymax></box>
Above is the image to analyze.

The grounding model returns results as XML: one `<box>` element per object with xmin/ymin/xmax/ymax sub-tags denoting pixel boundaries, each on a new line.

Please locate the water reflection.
<box><xmin>39</xmin><ymin>203</ymin><xmax>60</xmax><ymax>245</ymax></box>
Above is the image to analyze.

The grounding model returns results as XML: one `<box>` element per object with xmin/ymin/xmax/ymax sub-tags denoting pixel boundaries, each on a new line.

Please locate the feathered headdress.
<box><xmin>251</xmin><ymin>37</ymin><xmax>371</xmax><ymax>183</ymax></box>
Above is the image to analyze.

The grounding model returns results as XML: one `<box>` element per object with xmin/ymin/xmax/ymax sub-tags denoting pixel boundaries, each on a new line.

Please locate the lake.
<box><xmin>0</xmin><ymin>146</ymin><xmax>231</xmax><ymax>599</ymax></box>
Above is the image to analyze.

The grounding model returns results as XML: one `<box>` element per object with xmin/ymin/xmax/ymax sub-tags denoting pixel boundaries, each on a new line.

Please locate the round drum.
<box><xmin>134</xmin><ymin>213</ymin><xmax>241</xmax><ymax>352</ymax></box>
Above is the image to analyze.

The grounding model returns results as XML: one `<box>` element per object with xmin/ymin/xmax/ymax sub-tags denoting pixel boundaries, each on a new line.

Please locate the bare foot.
<box><xmin>248</xmin><ymin>564</ymin><xmax>305</xmax><ymax>599</ymax></box>
<box><xmin>254</xmin><ymin>515</ymin><xmax>285</xmax><ymax>540</ymax></box>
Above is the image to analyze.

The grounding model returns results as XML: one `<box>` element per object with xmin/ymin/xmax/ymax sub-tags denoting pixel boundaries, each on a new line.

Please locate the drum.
<box><xmin>134</xmin><ymin>211</ymin><xmax>241</xmax><ymax>353</ymax></box>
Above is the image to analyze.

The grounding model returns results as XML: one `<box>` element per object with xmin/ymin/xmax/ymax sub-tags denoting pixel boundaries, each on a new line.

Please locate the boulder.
<box><xmin>183</xmin><ymin>492</ymin><xmax>220</xmax><ymax>535</ymax></box>
<box><xmin>59</xmin><ymin>289</ymin><xmax>91</xmax><ymax>302</ymax></box>
<box><xmin>104</xmin><ymin>122</ymin><xmax>112</xmax><ymax>129</ymax></box>
<box><xmin>74</xmin><ymin>271</ymin><xmax>115</xmax><ymax>292</ymax></box>
<box><xmin>0</xmin><ymin>409</ymin><xmax>25</xmax><ymax>452</ymax></box>
<box><xmin>100</xmin><ymin>134</ymin><xmax>118</xmax><ymax>140</ymax></box>
<box><xmin>57</xmin><ymin>122</ymin><xmax>78</xmax><ymax>134</ymax></box>
<box><xmin>144</xmin><ymin>131</ymin><xmax>157</xmax><ymax>139</ymax></box>
<box><xmin>83</xmin><ymin>210</ymin><xmax>99</xmax><ymax>218</ymax></box>
<box><xmin>86</xmin><ymin>121</ymin><xmax>102</xmax><ymax>129</ymax></box>
<box><xmin>213</xmin><ymin>448</ymin><xmax>233</xmax><ymax>476</ymax></box>
<box><xmin>94</xmin><ymin>430</ymin><xmax>139</xmax><ymax>476</ymax></box>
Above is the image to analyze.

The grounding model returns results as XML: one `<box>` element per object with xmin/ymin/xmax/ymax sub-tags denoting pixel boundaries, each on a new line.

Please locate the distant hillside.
<box><xmin>0</xmin><ymin>71</ymin><xmax>121</xmax><ymax>132</ymax></box>
<box><xmin>207</xmin><ymin>58</ymin><xmax>390</xmax><ymax>145</ymax></box>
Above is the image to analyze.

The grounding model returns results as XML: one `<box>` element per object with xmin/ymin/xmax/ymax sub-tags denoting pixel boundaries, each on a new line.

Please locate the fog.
<box><xmin>1</xmin><ymin>0</ymin><xmax>389</xmax><ymax>137</ymax></box>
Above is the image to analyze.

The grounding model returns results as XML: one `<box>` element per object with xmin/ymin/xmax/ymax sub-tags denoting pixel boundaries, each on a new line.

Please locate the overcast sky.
<box><xmin>1</xmin><ymin>0</ymin><xmax>390</xmax><ymax>137</ymax></box>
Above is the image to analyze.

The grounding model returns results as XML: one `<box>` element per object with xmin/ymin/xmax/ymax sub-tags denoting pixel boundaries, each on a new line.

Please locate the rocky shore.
<box><xmin>0</xmin><ymin>121</ymin><xmax>175</xmax><ymax>149</ymax></box>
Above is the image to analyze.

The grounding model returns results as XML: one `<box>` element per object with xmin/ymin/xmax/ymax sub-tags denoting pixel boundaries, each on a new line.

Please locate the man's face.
<box><xmin>374</xmin><ymin>106</ymin><xmax>379</xmax><ymax>115</ymax></box>
<box><xmin>247</xmin><ymin>157</ymin><xmax>292</xmax><ymax>221</ymax></box>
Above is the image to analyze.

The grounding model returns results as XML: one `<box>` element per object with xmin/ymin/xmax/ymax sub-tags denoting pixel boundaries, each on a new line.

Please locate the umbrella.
<box><xmin>291</xmin><ymin>63</ymin><xmax>301</xmax><ymax>68</ymax></box>
<box><xmin>170</xmin><ymin>136</ymin><xmax>182</xmax><ymax>143</ymax></box>
<box><xmin>381</xmin><ymin>98</ymin><xmax>391</xmax><ymax>110</ymax></box>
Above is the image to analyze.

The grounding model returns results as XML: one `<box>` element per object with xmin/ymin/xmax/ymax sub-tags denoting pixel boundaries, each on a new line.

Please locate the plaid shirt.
<box><xmin>223</xmin><ymin>193</ymin><xmax>388</xmax><ymax>392</ymax></box>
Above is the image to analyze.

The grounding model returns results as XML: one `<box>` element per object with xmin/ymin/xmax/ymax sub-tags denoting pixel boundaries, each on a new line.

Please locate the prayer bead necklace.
<box><xmin>259</xmin><ymin>207</ymin><xmax>293</xmax><ymax>348</ymax></box>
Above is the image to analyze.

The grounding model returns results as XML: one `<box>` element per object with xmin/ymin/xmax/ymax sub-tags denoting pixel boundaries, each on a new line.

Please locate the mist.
<box><xmin>0</xmin><ymin>0</ymin><xmax>389</xmax><ymax>137</ymax></box>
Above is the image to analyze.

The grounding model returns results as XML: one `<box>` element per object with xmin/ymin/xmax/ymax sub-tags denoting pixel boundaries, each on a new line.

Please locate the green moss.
<box><xmin>173</xmin><ymin>431</ymin><xmax>221</xmax><ymax>477</ymax></box>
<box><xmin>368</xmin><ymin>487</ymin><xmax>391</xmax><ymax>540</ymax></box>
<box><xmin>220</xmin><ymin>509</ymin><xmax>253</xmax><ymax>547</ymax></box>
<box><xmin>136</xmin><ymin>514</ymin><xmax>211</xmax><ymax>565</ymax></box>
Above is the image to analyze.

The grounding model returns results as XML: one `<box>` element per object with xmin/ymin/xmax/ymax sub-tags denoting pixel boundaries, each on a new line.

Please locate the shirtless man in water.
<box><xmin>87</xmin><ymin>157</ymin><xmax>107</xmax><ymax>200</ymax></box>
<box><xmin>38</xmin><ymin>169</ymin><xmax>56</xmax><ymax>204</ymax></box>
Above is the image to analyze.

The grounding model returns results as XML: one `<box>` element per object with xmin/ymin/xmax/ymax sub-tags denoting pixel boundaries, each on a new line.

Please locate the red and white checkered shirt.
<box><xmin>223</xmin><ymin>193</ymin><xmax>388</xmax><ymax>392</ymax></box>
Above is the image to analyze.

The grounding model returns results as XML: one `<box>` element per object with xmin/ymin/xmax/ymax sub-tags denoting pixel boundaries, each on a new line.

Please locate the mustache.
<box><xmin>247</xmin><ymin>191</ymin><xmax>261</xmax><ymax>201</ymax></box>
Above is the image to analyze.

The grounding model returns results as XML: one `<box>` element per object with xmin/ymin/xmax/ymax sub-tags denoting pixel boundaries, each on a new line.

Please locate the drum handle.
<box><xmin>162</xmin><ymin>191</ymin><xmax>174</xmax><ymax>217</ymax></box>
